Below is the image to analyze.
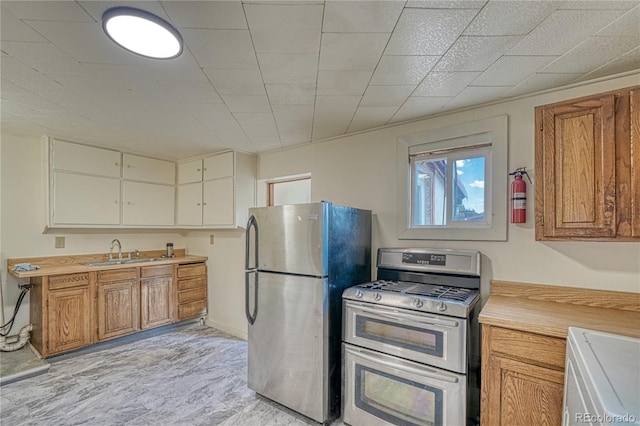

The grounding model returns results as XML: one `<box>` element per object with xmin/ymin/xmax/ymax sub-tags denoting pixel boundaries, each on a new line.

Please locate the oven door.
<box><xmin>343</xmin><ymin>300</ymin><xmax>467</xmax><ymax>373</ymax></box>
<box><xmin>343</xmin><ymin>343</ymin><xmax>466</xmax><ymax>426</ymax></box>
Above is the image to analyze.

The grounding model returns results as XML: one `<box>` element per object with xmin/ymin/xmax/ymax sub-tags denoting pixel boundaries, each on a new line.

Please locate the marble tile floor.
<box><xmin>0</xmin><ymin>325</ymin><xmax>345</xmax><ymax>426</ymax></box>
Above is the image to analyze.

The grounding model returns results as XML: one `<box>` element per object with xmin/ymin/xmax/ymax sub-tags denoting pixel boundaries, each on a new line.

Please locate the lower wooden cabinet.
<box><xmin>97</xmin><ymin>269</ymin><xmax>140</xmax><ymax>341</ymax></box>
<box><xmin>176</xmin><ymin>262</ymin><xmax>207</xmax><ymax>321</ymax></box>
<box><xmin>140</xmin><ymin>265</ymin><xmax>173</xmax><ymax>329</ymax></box>
<box><xmin>481</xmin><ymin>325</ymin><xmax>566</xmax><ymax>426</ymax></box>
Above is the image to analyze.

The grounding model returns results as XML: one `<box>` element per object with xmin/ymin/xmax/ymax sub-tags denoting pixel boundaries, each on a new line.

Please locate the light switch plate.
<box><xmin>209</xmin><ymin>234</ymin><xmax>215</xmax><ymax>245</ymax></box>
<box><xmin>55</xmin><ymin>236</ymin><xmax>65</xmax><ymax>248</ymax></box>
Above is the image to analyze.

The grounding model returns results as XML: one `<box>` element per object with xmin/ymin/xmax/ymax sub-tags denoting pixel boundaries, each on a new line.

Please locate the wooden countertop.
<box><xmin>479</xmin><ymin>280</ymin><xmax>640</xmax><ymax>340</ymax></box>
<box><xmin>8</xmin><ymin>249</ymin><xmax>208</xmax><ymax>279</ymax></box>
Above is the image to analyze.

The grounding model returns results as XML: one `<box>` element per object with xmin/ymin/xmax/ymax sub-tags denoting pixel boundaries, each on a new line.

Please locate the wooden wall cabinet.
<box><xmin>535</xmin><ymin>86</ymin><xmax>640</xmax><ymax>241</ymax></box>
<box><xmin>481</xmin><ymin>325</ymin><xmax>565</xmax><ymax>426</ymax></box>
<box><xmin>140</xmin><ymin>265</ymin><xmax>173</xmax><ymax>329</ymax></box>
<box><xmin>175</xmin><ymin>262</ymin><xmax>207</xmax><ymax>321</ymax></box>
<box><xmin>96</xmin><ymin>268</ymin><xmax>140</xmax><ymax>341</ymax></box>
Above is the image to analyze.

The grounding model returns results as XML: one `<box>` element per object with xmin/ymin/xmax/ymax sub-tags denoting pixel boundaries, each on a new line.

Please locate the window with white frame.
<box><xmin>267</xmin><ymin>176</ymin><xmax>311</xmax><ymax>206</ymax></box>
<box><xmin>397</xmin><ymin>116</ymin><xmax>507</xmax><ymax>241</ymax></box>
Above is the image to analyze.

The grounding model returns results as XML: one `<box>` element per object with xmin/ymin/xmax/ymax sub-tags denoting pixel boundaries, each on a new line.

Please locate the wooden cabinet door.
<box><xmin>122</xmin><ymin>181</ymin><xmax>175</xmax><ymax>226</ymax></box>
<box><xmin>631</xmin><ymin>90</ymin><xmax>640</xmax><ymax>237</ymax></box>
<box><xmin>52</xmin><ymin>172</ymin><xmax>121</xmax><ymax>225</ymax></box>
<box><xmin>536</xmin><ymin>95</ymin><xmax>616</xmax><ymax>239</ymax></box>
<box><xmin>203</xmin><ymin>177</ymin><xmax>234</xmax><ymax>226</ymax></box>
<box><xmin>48</xmin><ymin>287</ymin><xmax>92</xmax><ymax>354</ymax></box>
<box><xmin>485</xmin><ymin>355</ymin><xmax>565</xmax><ymax>426</ymax></box>
<box><xmin>97</xmin><ymin>280</ymin><xmax>139</xmax><ymax>341</ymax></box>
<box><xmin>177</xmin><ymin>182</ymin><xmax>203</xmax><ymax>226</ymax></box>
<box><xmin>140</xmin><ymin>276</ymin><xmax>173</xmax><ymax>329</ymax></box>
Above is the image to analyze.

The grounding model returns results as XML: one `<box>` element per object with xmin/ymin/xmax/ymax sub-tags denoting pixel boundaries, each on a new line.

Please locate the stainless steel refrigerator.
<box><xmin>244</xmin><ymin>202</ymin><xmax>371</xmax><ymax>423</ymax></box>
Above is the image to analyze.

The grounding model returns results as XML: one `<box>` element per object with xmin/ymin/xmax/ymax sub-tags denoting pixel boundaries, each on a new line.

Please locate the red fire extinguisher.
<box><xmin>509</xmin><ymin>167</ymin><xmax>531</xmax><ymax>223</ymax></box>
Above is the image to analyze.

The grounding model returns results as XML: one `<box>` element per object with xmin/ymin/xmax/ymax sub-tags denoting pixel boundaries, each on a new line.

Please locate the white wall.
<box><xmin>0</xmin><ymin>133</ymin><xmax>187</xmax><ymax>332</ymax></box>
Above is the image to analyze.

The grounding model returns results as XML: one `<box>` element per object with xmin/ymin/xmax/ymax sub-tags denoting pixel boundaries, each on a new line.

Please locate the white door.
<box><xmin>122</xmin><ymin>181</ymin><xmax>175</xmax><ymax>226</ymax></box>
<box><xmin>203</xmin><ymin>177</ymin><xmax>234</xmax><ymax>226</ymax></box>
<box><xmin>52</xmin><ymin>172</ymin><xmax>121</xmax><ymax>225</ymax></box>
<box><xmin>177</xmin><ymin>182</ymin><xmax>203</xmax><ymax>225</ymax></box>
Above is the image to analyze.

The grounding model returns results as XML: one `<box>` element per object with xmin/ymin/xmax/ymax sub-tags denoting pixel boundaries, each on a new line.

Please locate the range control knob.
<box><xmin>437</xmin><ymin>302</ymin><xmax>447</xmax><ymax>312</ymax></box>
<box><xmin>354</xmin><ymin>290</ymin><xmax>363</xmax><ymax>299</ymax></box>
<box><xmin>413</xmin><ymin>298</ymin><xmax>424</xmax><ymax>308</ymax></box>
<box><xmin>374</xmin><ymin>292</ymin><xmax>382</xmax><ymax>301</ymax></box>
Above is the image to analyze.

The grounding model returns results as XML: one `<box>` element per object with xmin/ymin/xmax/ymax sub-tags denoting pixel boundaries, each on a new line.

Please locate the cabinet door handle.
<box><xmin>114</xmin><ymin>200</ymin><xmax>118</xmax><ymax>204</ymax></box>
<box><xmin>115</xmin><ymin>162</ymin><xmax>119</xmax><ymax>166</ymax></box>
<box><xmin>127</xmin><ymin>164</ymin><xmax>135</xmax><ymax>168</ymax></box>
<box><xmin>197</xmin><ymin>203</ymin><xmax>201</xmax><ymax>206</ymax></box>
<box><xmin>203</xmin><ymin>202</ymin><xmax>207</xmax><ymax>206</ymax></box>
<box><xmin>204</xmin><ymin>168</ymin><xmax>207</xmax><ymax>171</ymax></box>
<box><xmin>197</xmin><ymin>168</ymin><xmax>201</xmax><ymax>172</ymax></box>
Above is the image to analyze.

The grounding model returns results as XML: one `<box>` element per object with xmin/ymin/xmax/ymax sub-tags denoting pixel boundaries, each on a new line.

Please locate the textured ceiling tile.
<box><xmin>504</xmin><ymin>73</ymin><xmax>583</xmax><ymax>97</ymax></box>
<box><xmin>385</xmin><ymin>8</ymin><xmax>478</xmax><ymax>55</ymax></box>
<box><xmin>445</xmin><ymin>86</ymin><xmax>511</xmax><ymax>110</ymax></box>
<box><xmin>249</xmin><ymin>137</ymin><xmax>283</xmax><ymax>151</ymax></box>
<box><xmin>78</xmin><ymin>1</ymin><xmax>170</xmax><ymax>22</ymax></box>
<box><xmin>266</xmin><ymin>84</ymin><xmax>316</xmax><ymax>105</ymax></box>
<box><xmin>578</xmin><ymin>46</ymin><xmax>640</xmax><ymax>81</ymax></box>
<box><xmin>220</xmin><ymin>94</ymin><xmax>271</xmax><ymax>113</ymax></box>
<box><xmin>203</xmin><ymin>68</ymin><xmax>266</xmax><ymax>95</ymax></box>
<box><xmin>389</xmin><ymin>96</ymin><xmax>452</xmax><ymax>123</ymax></box>
<box><xmin>245</xmin><ymin>3</ymin><xmax>323</xmax><ymax>53</ymax></box>
<box><xmin>558</xmin><ymin>1</ymin><xmax>639</xmax><ymax>10</ymax></box>
<box><xmin>406</xmin><ymin>1</ymin><xmax>487</xmax><ymax>9</ymax></box>
<box><xmin>3</xmin><ymin>1</ymin><xmax>93</xmax><ymax>21</ymax></box>
<box><xmin>472</xmin><ymin>55</ymin><xmax>558</xmax><ymax>86</ymax></box>
<box><xmin>361</xmin><ymin>85</ymin><xmax>415</xmax><ymax>106</ymax></box>
<box><xmin>414</xmin><ymin>72</ymin><xmax>481</xmax><ymax>96</ymax></box>
<box><xmin>314</xmin><ymin>95</ymin><xmax>362</xmax><ymax>116</ymax></box>
<box><xmin>348</xmin><ymin>106</ymin><xmax>398</xmax><ymax>132</ymax></box>
<box><xmin>319</xmin><ymin>33</ymin><xmax>389</xmax><ymax>70</ymax></box>
<box><xmin>317</xmin><ymin>70</ymin><xmax>373</xmax><ymax>96</ymax></box>
<box><xmin>312</xmin><ymin>123</ymin><xmax>349</xmax><ymax>141</ymax></box>
<box><xmin>1</xmin><ymin>7</ymin><xmax>47</xmax><ymax>42</ymax></box>
<box><xmin>257</xmin><ymin>53</ymin><xmax>318</xmax><ymax>84</ymax></box>
<box><xmin>277</xmin><ymin>120</ymin><xmax>313</xmax><ymax>145</ymax></box>
<box><xmin>162</xmin><ymin>81</ymin><xmax>223</xmax><ymax>104</ymax></box>
<box><xmin>370</xmin><ymin>56</ymin><xmax>439</xmax><ymax>85</ymax></box>
<box><xmin>434</xmin><ymin>36</ymin><xmax>522</xmax><ymax>72</ymax></box>
<box><xmin>542</xmin><ymin>36</ymin><xmax>639</xmax><ymax>74</ymax></box>
<box><xmin>1</xmin><ymin>41</ymin><xmax>89</xmax><ymax>76</ymax></box>
<box><xmin>272</xmin><ymin>104</ymin><xmax>315</xmax><ymax>123</ymax></box>
<box><xmin>323</xmin><ymin>1</ymin><xmax>404</xmax><ymax>33</ymax></box>
<box><xmin>596</xmin><ymin>7</ymin><xmax>640</xmax><ymax>37</ymax></box>
<box><xmin>464</xmin><ymin>1</ymin><xmax>562</xmax><ymax>36</ymax></box>
<box><xmin>136</xmin><ymin>51</ymin><xmax>210</xmax><ymax>83</ymax></box>
<box><xmin>508</xmin><ymin>9</ymin><xmax>628</xmax><ymax>56</ymax></box>
<box><xmin>234</xmin><ymin>112</ymin><xmax>279</xmax><ymax>138</ymax></box>
<box><xmin>181</xmin><ymin>29</ymin><xmax>257</xmax><ymax>69</ymax></box>
<box><xmin>162</xmin><ymin>1</ymin><xmax>247</xmax><ymax>29</ymax></box>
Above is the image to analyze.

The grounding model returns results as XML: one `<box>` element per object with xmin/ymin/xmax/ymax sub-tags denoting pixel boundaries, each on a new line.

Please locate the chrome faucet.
<box><xmin>109</xmin><ymin>239</ymin><xmax>122</xmax><ymax>261</ymax></box>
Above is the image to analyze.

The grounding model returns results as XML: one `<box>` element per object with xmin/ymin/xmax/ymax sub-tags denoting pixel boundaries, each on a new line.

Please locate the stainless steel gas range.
<box><xmin>342</xmin><ymin>248</ymin><xmax>481</xmax><ymax>426</ymax></box>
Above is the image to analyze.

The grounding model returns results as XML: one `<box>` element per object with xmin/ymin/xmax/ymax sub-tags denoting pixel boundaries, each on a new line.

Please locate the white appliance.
<box><xmin>563</xmin><ymin>327</ymin><xmax>640</xmax><ymax>426</ymax></box>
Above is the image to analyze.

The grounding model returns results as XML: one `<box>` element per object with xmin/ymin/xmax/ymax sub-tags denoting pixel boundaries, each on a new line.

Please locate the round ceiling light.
<box><xmin>102</xmin><ymin>7</ymin><xmax>183</xmax><ymax>59</ymax></box>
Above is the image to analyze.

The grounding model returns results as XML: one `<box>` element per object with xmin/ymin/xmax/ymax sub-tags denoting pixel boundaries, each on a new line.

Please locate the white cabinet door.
<box><xmin>122</xmin><ymin>181</ymin><xmax>175</xmax><ymax>226</ymax></box>
<box><xmin>178</xmin><ymin>159</ymin><xmax>203</xmax><ymax>184</ymax></box>
<box><xmin>203</xmin><ymin>152</ymin><xmax>233</xmax><ymax>181</ymax></box>
<box><xmin>203</xmin><ymin>177</ymin><xmax>234</xmax><ymax>226</ymax></box>
<box><xmin>177</xmin><ymin>183</ymin><xmax>203</xmax><ymax>225</ymax></box>
<box><xmin>52</xmin><ymin>172</ymin><xmax>121</xmax><ymax>225</ymax></box>
<box><xmin>52</xmin><ymin>140</ymin><xmax>121</xmax><ymax>177</ymax></box>
<box><xmin>122</xmin><ymin>154</ymin><xmax>175</xmax><ymax>185</ymax></box>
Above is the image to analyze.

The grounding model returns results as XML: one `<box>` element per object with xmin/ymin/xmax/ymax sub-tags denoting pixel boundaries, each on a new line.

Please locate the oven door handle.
<box><xmin>350</xmin><ymin>303</ymin><xmax>460</xmax><ymax>328</ymax></box>
<box><xmin>352</xmin><ymin>348</ymin><xmax>460</xmax><ymax>384</ymax></box>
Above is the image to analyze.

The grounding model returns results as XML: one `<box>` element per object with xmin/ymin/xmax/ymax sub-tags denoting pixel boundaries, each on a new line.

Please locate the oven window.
<box><xmin>355</xmin><ymin>364</ymin><xmax>443</xmax><ymax>426</ymax></box>
<box><xmin>356</xmin><ymin>316</ymin><xmax>444</xmax><ymax>357</ymax></box>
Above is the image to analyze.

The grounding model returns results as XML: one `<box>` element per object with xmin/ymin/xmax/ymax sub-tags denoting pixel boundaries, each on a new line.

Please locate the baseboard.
<box><xmin>205</xmin><ymin>318</ymin><xmax>247</xmax><ymax>341</ymax></box>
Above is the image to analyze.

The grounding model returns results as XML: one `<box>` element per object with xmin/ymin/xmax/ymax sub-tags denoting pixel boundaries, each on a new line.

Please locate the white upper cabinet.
<box><xmin>204</xmin><ymin>151</ymin><xmax>233</xmax><ymax>181</ymax></box>
<box><xmin>52</xmin><ymin>139</ymin><xmax>120</xmax><ymax>177</ymax></box>
<box><xmin>178</xmin><ymin>159</ymin><xmax>203</xmax><ymax>184</ymax></box>
<box><xmin>176</xmin><ymin>182</ymin><xmax>203</xmax><ymax>226</ymax></box>
<box><xmin>122</xmin><ymin>181</ymin><xmax>175</xmax><ymax>226</ymax></box>
<box><xmin>52</xmin><ymin>172</ymin><xmax>121</xmax><ymax>225</ymax></box>
<box><xmin>122</xmin><ymin>154</ymin><xmax>175</xmax><ymax>185</ymax></box>
<box><xmin>203</xmin><ymin>177</ymin><xmax>234</xmax><ymax>226</ymax></box>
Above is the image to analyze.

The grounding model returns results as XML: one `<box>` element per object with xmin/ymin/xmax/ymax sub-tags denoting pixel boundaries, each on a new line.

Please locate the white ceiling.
<box><xmin>1</xmin><ymin>1</ymin><xmax>639</xmax><ymax>160</ymax></box>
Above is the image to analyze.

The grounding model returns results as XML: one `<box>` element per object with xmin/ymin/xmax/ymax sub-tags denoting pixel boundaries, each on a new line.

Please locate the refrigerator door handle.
<box><xmin>245</xmin><ymin>214</ymin><xmax>259</xmax><ymax>324</ymax></box>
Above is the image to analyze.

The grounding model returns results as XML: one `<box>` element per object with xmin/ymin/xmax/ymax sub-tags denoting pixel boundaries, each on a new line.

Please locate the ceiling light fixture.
<box><xmin>102</xmin><ymin>7</ymin><xmax>183</xmax><ymax>59</ymax></box>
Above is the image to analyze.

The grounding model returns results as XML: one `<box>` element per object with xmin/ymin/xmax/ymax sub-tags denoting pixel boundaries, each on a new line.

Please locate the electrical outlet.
<box><xmin>55</xmin><ymin>236</ymin><xmax>65</xmax><ymax>248</ymax></box>
<box><xmin>209</xmin><ymin>234</ymin><xmax>215</xmax><ymax>245</ymax></box>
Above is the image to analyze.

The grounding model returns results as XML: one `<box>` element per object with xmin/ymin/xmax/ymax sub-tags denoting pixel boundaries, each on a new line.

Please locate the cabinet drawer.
<box><xmin>98</xmin><ymin>268</ymin><xmax>137</xmax><ymax>282</ymax></box>
<box><xmin>49</xmin><ymin>273</ymin><xmax>89</xmax><ymax>290</ymax></box>
<box><xmin>177</xmin><ymin>277</ymin><xmax>206</xmax><ymax>292</ymax></box>
<box><xmin>178</xmin><ymin>300</ymin><xmax>207</xmax><ymax>320</ymax></box>
<box><xmin>490</xmin><ymin>327</ymin><xmax>566</xmax><ymax>370</ymax></box>
<box><xmin>177</xmin><ymin>263</ymin><xmax>206</xmax><ymax>279</ymax></box>
<box><xmin>141</xmin><ymin>264</ymin><xmax>173</xmax><ymax>279</ymax></box>
<box><xmin>178</xmin><ymin>288</ymin><xmax>206</xmax><ymax>304</ymax></box>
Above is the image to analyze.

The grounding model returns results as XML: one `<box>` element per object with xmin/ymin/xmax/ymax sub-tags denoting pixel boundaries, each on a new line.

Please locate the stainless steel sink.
<box><xmin>85</xmin><ymin>258</ymin><xmax>157</xmax><ymax>267</ymax></box>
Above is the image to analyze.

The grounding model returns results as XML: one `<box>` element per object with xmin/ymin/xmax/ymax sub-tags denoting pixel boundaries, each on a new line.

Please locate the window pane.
<box><xmin>452</xmin><ymin>156</ymin><xmax>485</xmax><ymax>222</ymax></box>
<box><xmin>413</xmin><ymin>159</ymin><xmax>446</xmax><ymax>225</ymax></box>
<box><xmin>270</xmin><ymin>179</ymin><xmax>310</xmax><ymax>206</ymax></box>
